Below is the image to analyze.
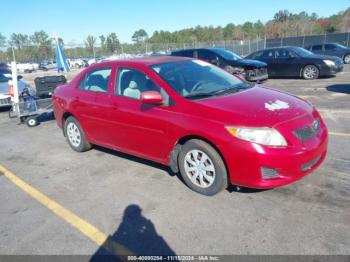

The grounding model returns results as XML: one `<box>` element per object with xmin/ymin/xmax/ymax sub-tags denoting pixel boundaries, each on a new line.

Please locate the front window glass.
<box><xmin>212</xmin><ymin>49</ymin><xmax>241</xmax><ymax>61</ymax></box>
<box><xmin>151</xmin><ymin>60</ymin><xmax>251</xmax><ymax>99</ymax></box>
<box><xmin>79</xmin><ymin>68</ymin><xmax>111</xmax><ymax>93</ymax></box>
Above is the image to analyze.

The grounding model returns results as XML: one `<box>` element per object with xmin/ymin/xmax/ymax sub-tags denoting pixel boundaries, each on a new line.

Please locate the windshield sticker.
<box><xmin>193</xmin><ymin>60</ymin><xmax>211</xmax><ymax>67</ymax></box>
<box><xmin>265</xmin><ymin>100</ymin><xmax>290</xmax><ymax>111</ymax></box>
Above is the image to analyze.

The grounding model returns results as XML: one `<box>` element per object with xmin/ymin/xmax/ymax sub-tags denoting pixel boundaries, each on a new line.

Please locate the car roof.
<box><xmin>96</xmin><ymin>56</ymin><xmax>191</xmax><ymax>67</ymax></box>
<box><xmin>172</xmin><ymin>47</ymin><xmax>225</xmax><ymax>53</ymax></box>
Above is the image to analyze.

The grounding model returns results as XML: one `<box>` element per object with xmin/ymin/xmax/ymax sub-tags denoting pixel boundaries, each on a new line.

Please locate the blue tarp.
<box><xmin>55</xmin><ymin>43</ymin><xmax>70</xmax><ymax>72</ymax></box>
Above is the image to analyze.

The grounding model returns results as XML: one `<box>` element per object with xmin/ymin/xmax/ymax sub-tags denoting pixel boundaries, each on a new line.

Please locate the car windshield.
<box><xmin>291</xmin><ymin>47</ymin><xmax>314</xmax><ymax>57</ymax></box>
<box><xmin>332</xmin><ymin>43</ymin><xmax>347</xmax><ymax>49</ymax></box>
<box><xmin>151</xmin><ymin>59</ymin><xmax>252</xmax><ymax>99</ymax></box>
<box><xmin>212</xmin><ymin>49</ymin><xmax>242</xmax><ymax>61</ymax></box>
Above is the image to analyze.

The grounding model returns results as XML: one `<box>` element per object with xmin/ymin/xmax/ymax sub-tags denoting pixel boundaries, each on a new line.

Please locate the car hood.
<box><xmin>195</xmin><ymin>85</ymin><xmax>314</xmax><ymax>127</ymax></box>
<box><xmin>227</xmin><ymin>59</ymin><xmax>267</xmax><ymax>69</ymax></box>
<box><xmin>307</xmin><ymin>54</ymin><xmax>342</xmax><ymax>62</ymax></box>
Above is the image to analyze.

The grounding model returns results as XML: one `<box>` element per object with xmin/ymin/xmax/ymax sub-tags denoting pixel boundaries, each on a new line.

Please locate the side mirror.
<box><xmin>140</xmin><ymin>91</ymin><xmax>163</xmax><ymax>105</ymax></box>
<box><xmin>17</xmin><ymin>75</ymin><xmax>23</xmax><ymax>80</ymax></box>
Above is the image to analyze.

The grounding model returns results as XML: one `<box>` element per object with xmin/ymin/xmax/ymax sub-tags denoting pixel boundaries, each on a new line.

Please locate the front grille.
<box><xmin>247</xmin><ymin>68</ymin><xmax>267</xmax><ymax>77</ymax></box>
<box><xmin>261</xmin><ymin>167</ymin><xmax>278</xmax><ymax>179</ymax></box>
<box><xmin>293</xmin><ymin>119</ymin><xmax>320</xmax><ymax>142</ymax></box>
<box><xmin>0</xmin><ymin>97</ymin><xmax>11</xmax><ymax>106</ymax></box>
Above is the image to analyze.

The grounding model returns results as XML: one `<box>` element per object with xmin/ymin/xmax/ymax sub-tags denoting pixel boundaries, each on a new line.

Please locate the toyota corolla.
<box><xmin>52</xmin><ymin>56</ymin><xmax>328</xmax><ymax>196</ymax></box>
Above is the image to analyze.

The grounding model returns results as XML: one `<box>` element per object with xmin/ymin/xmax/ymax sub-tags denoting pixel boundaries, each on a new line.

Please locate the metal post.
<box><xmin>302</xmin><ymin>35</ymin><xmax>305</xmax><ymax>47</ymax></box>
<box><xmin>324</xmin><ymin>33</ymin><xmax>327</xmax><ymax>44</ymax></box>
<box><xmin>248</xmin><ymin>39</ymin><xmax>251</xmax><ymax>54</ymax></box>
<box><xmin>11</xmin><ymin>62</ymin><xmax>19</xmax><ymax>104</ymax></box>
<box><xmin>264</xmin><ymin>36</ymin><xmax>266</xmax><ymax>49</ymax></box>
<box><xmin>11</xmin><ymin>46</ymin><xmax>16</xmax><ymax>62</ymax></box>
<box><xmin>281</xmin><ymin>37</ymin><xmax>283</xmax><ymax>47</ymax></box>
<box><xmin>347</xmin><ymin>32</ymin><xmax>350</xmax><ymax>47</ymax></box>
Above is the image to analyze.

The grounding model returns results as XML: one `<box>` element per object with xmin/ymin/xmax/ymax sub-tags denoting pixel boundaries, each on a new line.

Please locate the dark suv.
<box><xmin>171</xmin><ymin>48</ymin><xmax>268</xmax><ymax>82</ymax></box>
<box><xmin>305</xmin><ymin>43</ymin><xmax>350</xmax><ymax>64</ymax></box>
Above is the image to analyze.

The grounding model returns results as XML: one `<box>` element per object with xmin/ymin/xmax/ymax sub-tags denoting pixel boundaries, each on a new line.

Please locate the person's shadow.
<box><xmin>91</xmin><ymin>204</ymin><xmax>177</xmax><ymax>262</ymax></box>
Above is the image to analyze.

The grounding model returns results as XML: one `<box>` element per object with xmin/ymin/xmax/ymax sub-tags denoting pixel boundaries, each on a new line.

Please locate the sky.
<box><xmin>0</xmin><ymin>0</ymin><xmax>349</xmax><ymax>44</ymax></box>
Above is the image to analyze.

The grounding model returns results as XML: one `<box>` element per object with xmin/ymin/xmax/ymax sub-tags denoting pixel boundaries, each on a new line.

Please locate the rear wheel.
<box><xmin>302</xmin><ymin>65</ymin><xmax>319</xmax><ymax>80</ymax></box>
<box><xmin>64</xmin><ymin>116</ymin><xmax>91</xmax><ymax>152</ymax></box>
<box><xmin>344</xmin><ymin>54</ymin><xmax>350</xmax><ymax>64</ymax></box>
<box><xmin>178</xmin><ymin>139</ymin><xmax>228</xmax><ymax>196</ymax></box>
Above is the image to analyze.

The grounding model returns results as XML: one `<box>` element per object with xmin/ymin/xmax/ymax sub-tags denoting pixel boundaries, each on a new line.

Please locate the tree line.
<box><xmin>0</xmin><ymin>8</ymin><xmax>349</xmax><ymax>62</ymax></box>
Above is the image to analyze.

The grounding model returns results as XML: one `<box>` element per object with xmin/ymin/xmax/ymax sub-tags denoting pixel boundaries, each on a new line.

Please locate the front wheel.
<box><xmin>64</xmin><ymin>116</ymin><xmax>91</xmax><ymax>152</ymax></box>
<box><xmin>302</xmin><ymin>65</ymin><xmax>319</xmax><ymax>80</ymax></box>
<box><xmin>344</xmin><ymin>54</ymin><xmax>350</xmax><ymax>64</ymax></box>
<box><xmin>178</xmin><ymin>139</ymin><xmax>228</xmax><ymax>196</ymax></box>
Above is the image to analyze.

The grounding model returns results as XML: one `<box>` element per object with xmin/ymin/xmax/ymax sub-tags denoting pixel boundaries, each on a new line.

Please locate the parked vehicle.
<box><xmin>171</xmin><ymin>48</ymin><xmax>268</xmax><ymax>82</ymax></box>
<box><xmin>39</xmin><ymin>60</ymin><xmax>56</xmax><ymax>71</ymax></box>
<box><xmin>305</xmin><ymin>43</ymin><xmax>350</xmax><ymax>64</ymax></box>
<box><xmin>246</xmin><ymin>46</ymin><xmax>343</xmax><ymax>79</ymax></box>
<box><xmin>0</xmin><ymin>72</ymin><xmax>34</xmax><ymax>107</ymax></box>
<box><xmin>53</xmin><ymin>56</ymin><xmax>328</xmax><ymax>196</ymax></box>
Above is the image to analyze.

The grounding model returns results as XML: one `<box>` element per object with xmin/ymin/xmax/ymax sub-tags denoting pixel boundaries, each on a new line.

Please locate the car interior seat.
<box><xmin>123</xmin><ymin>80</ymin><xmax>141</xmax><ymax>99</ymax></box>
<box><xmin>86</xmin><ymin>74</ymin><xmax>107</xmax><ymax>92</ymax></box>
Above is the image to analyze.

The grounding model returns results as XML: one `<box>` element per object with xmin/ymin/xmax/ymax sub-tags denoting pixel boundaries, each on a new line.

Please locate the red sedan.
<box><xmin>52</xmin><ymin>56</ymin><xmax>328</xmax><ymax>196</ymax></box>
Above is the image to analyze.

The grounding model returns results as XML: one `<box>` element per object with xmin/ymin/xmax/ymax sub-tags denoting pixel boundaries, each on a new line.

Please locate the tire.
<box><xmin>178</xmin><ymin>139</ymin><xmax>228</xmax><ymax>196</ymax></box>
<box><xmin>302</xmin><ymin>65</ymin><xmax>319</xmax><ymax>80</ymax></box>
<box><xmin>26</xmin><ymin>116</ymin><xmax>38</xmax><ymax>127</ymax></box>
<box><xmin>344</xmin><ymin>53</ymin><xmax>350</xmax><ymax>64</ymax></box>
<box><xmin>64</xmin><ymin>116</ymin><xmax>91</xmax><ymax>152</ymax></box>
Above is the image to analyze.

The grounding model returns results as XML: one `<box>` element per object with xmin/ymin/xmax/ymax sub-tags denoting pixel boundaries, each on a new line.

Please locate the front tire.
<box><xmin>302</xmin><ymin>65</ymin><xmax>319</xmax><ymax>80</ymax></box>
<box><xmin>344</xmin><ymin>53</ymin><xmax>350</xmax><ymax>64</ymax></box>
<box><xmin>178</xmin><ymin>139</ymin><xmax>228</xmax><ymax>196</ymax></box>
<box><xmin>64</xmin><ymin>116</ymin><xmax>91</xmax><ymax>152</ymax></box>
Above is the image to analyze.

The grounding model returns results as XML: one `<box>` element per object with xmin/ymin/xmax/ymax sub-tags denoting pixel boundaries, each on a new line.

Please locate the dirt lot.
<box><xmin>0</xmin><ymin>65</ymin><xmax>349</xmax><ymax>258</ymax></box>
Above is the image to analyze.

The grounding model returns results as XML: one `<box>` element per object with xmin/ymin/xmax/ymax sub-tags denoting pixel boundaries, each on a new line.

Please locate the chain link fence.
<box><xmin>1</xmin><ymin>32</ymin><xmax>349</xmax><ymax>63</ymax></box>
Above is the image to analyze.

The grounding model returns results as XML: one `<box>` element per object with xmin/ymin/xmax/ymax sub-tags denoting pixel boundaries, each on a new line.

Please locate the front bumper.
<box><xmin>320</xmin><ymin>62</ymin><xmax>344</xmax><ymax>76</ymax></box>
<box><xmin>222</xmin><ymin>113</ymin><xmax>328</xmax><ymax>189</ymax></box>
<box><xmin>244</xmin><ymin>68</ymin><xmax>269</xmax><ymax>82</ymax></box>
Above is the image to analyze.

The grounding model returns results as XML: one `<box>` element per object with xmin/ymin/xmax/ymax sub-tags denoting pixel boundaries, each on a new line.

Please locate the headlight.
<box><xmin>225</xmin><ymin>127</ymin><xmax>287</xmax><ymax>147</ymax></box>
<box><xmin>323</xmin><ymin>60</ymin><xmax>335</xmax><ymax>67</ymax></box>
<box><xmin>225</xmin><ymin>65</ymin><xmax>245</xmax><ymax>74</ymax></box>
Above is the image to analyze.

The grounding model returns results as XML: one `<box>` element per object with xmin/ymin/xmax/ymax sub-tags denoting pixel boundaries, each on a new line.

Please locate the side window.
<box><xmin>325</xmin><ymin>44</ymin><xmax>337</xmax><ymax>51</ymax></box>
<box><xmin>312</xmin><ymin>45</ymin><xmax>323</xmax><ymax>51</ymax></box>
<box><xmin>262</xmin><ymin>50</ymin><xmax>275</xmax><ymax>59</ymax></box>
<box><xmin>275</xmin><ymin>49</ymin><xmax>291</xmax><ymax>59</ymax></box>
<box><xmin>198</xmin><ymin>50</ymin><xmax>218</xmax><ymax>63</ymax></box>
<box><xmin>173</xmin><ymin>50</ymin><xmax>193</xmax><ymax>57</ymax></box>
<box><xmin>251</xmin><ymin>51</ymin><xmax>264</xmax><ymax>59</ymax></box>
<box><xmin>115</xmin><ymin>68</ymin><xmax>169</xmax><ymax>104</ymax></box>
<box><xmin>79</xmin><ymin>68</ymin><xmax>111</xmax><ymax>93</ymax></box>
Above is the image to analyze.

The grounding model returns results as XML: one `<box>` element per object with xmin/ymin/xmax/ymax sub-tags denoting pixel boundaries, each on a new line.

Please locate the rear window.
<box><xmin>171</xmin><ymin>50</ymin><xmax>194</xmax><ymax>58</ymax></box>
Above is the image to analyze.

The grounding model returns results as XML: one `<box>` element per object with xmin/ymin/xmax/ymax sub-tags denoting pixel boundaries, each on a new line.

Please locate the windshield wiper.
<box><xmin>184</xmin><ymin>92</ymin><xmax>215</xmax><ymax>99</ymax></box>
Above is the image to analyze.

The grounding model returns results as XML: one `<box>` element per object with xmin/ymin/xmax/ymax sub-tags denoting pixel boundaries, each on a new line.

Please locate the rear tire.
<box><xmin>64</xmin><ymin>116</ymin><xmax>91</xmax><ymax>152</ymax></box>
<box><xmin>344</xmin><ymin>53</ymin><xmax>350</xmax><ymax>64</ymax></box>
<box><xmin>178</xmin><ymin>139</ymin><xmax>228</xmax><ymax>196</ymax></box>
<box><xmin>302</xmin><ymin>65</ymin><xmax>319</xmax><ymax>80</ymax></box>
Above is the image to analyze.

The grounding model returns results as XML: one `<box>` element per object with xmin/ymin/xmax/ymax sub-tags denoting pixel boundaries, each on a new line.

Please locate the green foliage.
<box><xmin>0</xmin><ymin>7</ymin><xmax>349</xmax><ymax>62</ymax></box>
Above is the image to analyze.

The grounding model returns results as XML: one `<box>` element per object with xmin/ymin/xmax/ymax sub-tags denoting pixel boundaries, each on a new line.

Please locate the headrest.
<box><xmin>128</xmin><ymin>81</ymin><xmax>138</xmax><ymax>89</ymax></box>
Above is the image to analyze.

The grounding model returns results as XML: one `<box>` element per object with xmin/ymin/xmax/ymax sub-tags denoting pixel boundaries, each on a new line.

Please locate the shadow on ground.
<box><xmin>90</xmin><ymin>204</ymin><xmax>177</xmax><ymax>262</ymax></box>
<box><xmin>326</xmin><ymin>84</ymin><xmax>350</xmax><ymax>94</ymax></box>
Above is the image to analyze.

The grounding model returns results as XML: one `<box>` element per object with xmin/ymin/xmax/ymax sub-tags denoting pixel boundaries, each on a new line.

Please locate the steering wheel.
<box><xmin>192</xmin><ymin>81</ymin><xmax>211</xmax><ymax>92</ymax></box>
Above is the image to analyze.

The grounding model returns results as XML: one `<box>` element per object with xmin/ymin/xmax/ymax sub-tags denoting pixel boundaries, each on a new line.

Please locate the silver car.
<box><xmin>0</xmin><ymin>73</ymin><xmax>34</xmax><ymax>107</ymax></box>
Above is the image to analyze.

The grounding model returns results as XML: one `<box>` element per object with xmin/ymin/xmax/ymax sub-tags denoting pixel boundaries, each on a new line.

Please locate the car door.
<box><xmin>273</xmin><ymin>49</ymin><xmax>303</xmax><ymax>76</ymax></box>
<box><xmin>324</xmin><ymin>44</ymin><xmax>341</xmax><ymax>57</ymax></box>
<box><xmin>261</xmin><ymin>50</ymin><xmax>277</xmax><ymax>76</ymax></box>
<box><xmin>107</xmin><ymin>66</ymin><xmax>171</xmax><ymax>162</ymax></box>
<box><xmin>72</xmin><ymin>67</ymin><xmax>113</xmax><ymax>145</ymax></box>
<box><xmin>311</xmin><ymin>44</ymin><xmax>323</xmax><ymax>55</ymax></box>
